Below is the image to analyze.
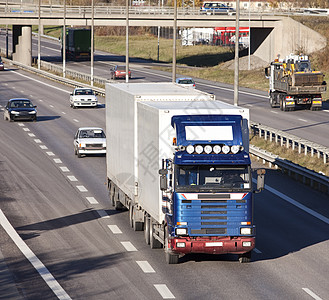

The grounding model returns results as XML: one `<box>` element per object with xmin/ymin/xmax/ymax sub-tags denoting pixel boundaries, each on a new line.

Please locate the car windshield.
<box><xmin>79</xmin><ymin>129</ymin><xmax>106</xmax><ymax>138</ymax></box>
<box><xmin>10</xmin><ymin>100</ymin><xmax>33</xmax><ymax>108</ymax></box>
<box><xmin>178</xmin><ymin>79</ymin><xmax>194</xmax><ymax>84</ymax></box>
<box><xmin>175</xmin><ymin>165</ymin><xmax>251</xmax><ymax>192</ymax></box>
<box><xmin>75</xmin><ymin>89</ymin><xmax>94</xmax><ymax>95</ymax></box>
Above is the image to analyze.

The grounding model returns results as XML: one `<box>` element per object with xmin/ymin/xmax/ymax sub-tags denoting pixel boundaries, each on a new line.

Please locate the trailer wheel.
<box><xmin>165</xmin><ymin>231</ymin><xmax>179</xmax><ymax>264</ymax></box>
<box><xmin>150</xmin><ymin>219</ymin><xmax>162</xmax><ymax>249</ymax></box>
<box><xmin>144</xmin><ymin>216</ymin><xmax>150</xmax><ymax>245</ymax></box>
<box><xmin>238</xmin><ymin>251</ymin><xmax>251</xmax><ymax>263</ymax></box>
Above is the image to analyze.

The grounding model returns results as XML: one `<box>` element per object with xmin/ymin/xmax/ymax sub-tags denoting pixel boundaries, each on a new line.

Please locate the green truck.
<box><xmin>61</xmin><ymin>28</ymin><xmax>91</xmax><ymax>60</ymax></box>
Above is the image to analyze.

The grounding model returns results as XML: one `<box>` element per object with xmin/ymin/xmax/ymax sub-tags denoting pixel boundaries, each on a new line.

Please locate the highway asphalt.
<box><xmin>1</xmin><ymin>35</ymin><xmax>329</xmax><ymax>299</ymax></box>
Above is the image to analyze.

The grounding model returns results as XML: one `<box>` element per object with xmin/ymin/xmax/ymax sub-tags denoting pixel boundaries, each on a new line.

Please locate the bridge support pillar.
<box><xmin>12</xmin><ymin>25</ymin><xmax>32</xmax><ymax>66</ymax></box>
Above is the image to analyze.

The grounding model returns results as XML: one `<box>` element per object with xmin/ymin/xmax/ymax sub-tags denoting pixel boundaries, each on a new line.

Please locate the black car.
<box><xmin>4</xmin><ymin>98</ymin><xmax>37</xmax><ymax>122</ymax></box>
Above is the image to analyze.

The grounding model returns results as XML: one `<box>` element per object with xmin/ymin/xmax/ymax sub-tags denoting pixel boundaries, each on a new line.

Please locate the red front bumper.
<box><xmin>169</xmin><ymin>236</ymin><xmax>255</xmax><ymax>255</ymax></box>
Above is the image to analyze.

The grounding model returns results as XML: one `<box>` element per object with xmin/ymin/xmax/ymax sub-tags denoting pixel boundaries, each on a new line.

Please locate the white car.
<box><xmin>176</xmin><ymin>77</ymin><xmax>196</xmax><ymax>88</ymax></box>
<box><xmin>74</xmin><ymin>127</ymin><xmax>106</xmax><ymax>158</ymax></box>
<box><xmin>70</xmin><ymin>88</ymin><xmax>98</xmax><ymax>108</ymax></box>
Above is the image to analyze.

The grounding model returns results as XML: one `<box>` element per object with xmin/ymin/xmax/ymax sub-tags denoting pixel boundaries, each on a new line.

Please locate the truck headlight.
<box><xmin>213</xmin><ymin>145</ymin><xmax>221</xmax><ymax>154</ymax></box>
<box><xmin>195</xmin><ymin>145</ymin><xmax>203</xmax><ymax>154</ymax></box>
<box><xmin>186</xmin><ymin>145</ymin><xmax>194</xmax><ymax>154</ymax></box>
<box><xmin>240</xmin><ymin>228</ymin><xmax>252</xmax><ymax>235</ymax></box>
<box><xmin>175</xmin><ymin>228</ymin><xmax>188</xmax><ymax>235</ymax></box>
<box><xmin>231</xmin><ymin>145</ymin><xmax>240</xmax><ymax>154</ymax></box>
<box><xmin>222</xmin><ymin>145</ymin><xmax>230</xmax><ymax>154</ymax></box>
<box><xmin>204</xmin><ymin>145</ymin><xmax>212</xmax><ymax>154</ymax></box>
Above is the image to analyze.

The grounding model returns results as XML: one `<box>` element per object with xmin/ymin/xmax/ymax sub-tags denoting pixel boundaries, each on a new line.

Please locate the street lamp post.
<box><xmin>126</xmin><ymin>0</ymin><xmax>129</xmax><ymax>83</ymax></box>
<box><xmin>63</xmin><ymin>0</ymin><xmax>66</xmax><ymax>78</ymax></box>
<box><xmin>172</xmin><ymin>0</ymin><xmax>177</xmax><ymax>83</ymax></box>
<box><xmin>38</xmin><ymin>0</ymin><xmax>41</xmax><ymax>69</ymax></box>
<box><xmin>91</xmin><ymin>0</ymin><xmax>94</xmax><ymax>86</ymax></box>
<box><xmin>233</xmin><ymin>0</ymin><xmax>240</xmax><ymax>106</ymax></box>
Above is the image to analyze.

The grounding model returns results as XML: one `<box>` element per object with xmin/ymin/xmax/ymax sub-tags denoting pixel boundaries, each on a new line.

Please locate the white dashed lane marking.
<box><xmin>53</xmin><ymin>158</ymin><xmax>62</xmax><ymax>164</ymax></box>
<box><xmin>76</xmin><ymin>185</ymin><xmax>88</xmax><ymax>192</ymax></box>
<box><xmin>86</xmin><ymin>197</ymin><xmax>98</xmax><ymax>204</ymax></box>
<box><xmin>108</xmin><ymin>225</ymin><xmax>122</xmax><ymax>234</ymax></box>
<box><xmin>34</xmin><ymin>139</ymin><xmax>42</xmax><ymax>143</ymax></box>
<box><xmin>28</xmin><ymin>133</ymin><xmax>36</xmax><ymax>137</ymax></box>
<box><xmin>67</xmin><ymin>176</ymin><xmax>78</xmax><ymax>182</ymax></box>
<box><xmin>18</xmin><ymin>123</ymin><xmax>24</xmax><ymax>126</ymax></box>
<box><xmin>121</xmin><ymin>241</ymin><xmax>137</xmax><ymax>252</ymax></box>
<box><xmin>46</xmin><ymin>152</ymin><xmax>55</xmax><ymax>156</ymax></box>
<box><xmin>73</xmin><ymin>119</ymin><xmax>79</xmax><ymax>123</ymax></box>
<box><xmin>40</xmin><ymin>145</ymin><xmax>48</xmax><ymax>149</ymax></box>
<box><xmin>96</xmin><ymin>210</ymin><xmax>110</xmax><ymax>218</ymax></box>
<box><xmin>136</xmin><ymin>261</ymin><xmax>156</xmax><ymax>273</ymax></box>
<box><xmin>154</xmin><ymin>284</ymin><xmax>175</xmax><ymax>299</ymax></box>
<box><xmin>60</xmin><ymin>167</ymin><xmax>70</xmax><ymax>172</ymax></box>
<box><xmin>23</xmin><ymin>128</ymin><xmax>30</xmax><ymax>132</ymax></box>
<box><xmin>49</xmin><ymin>105</ymin><xmax>54</xmax><ymax>108</ymax></box>
<box><xmin>253</xmin><ymin>248</ymin><xmax>262</xmax><ymax>254</ymax></box>
<box><xmin>62</xmin><ymin>112</ymin><xmax>66</xmax><ymax>115</ymax></box>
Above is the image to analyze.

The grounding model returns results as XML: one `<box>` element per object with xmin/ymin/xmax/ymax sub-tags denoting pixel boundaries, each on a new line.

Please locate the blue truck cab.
<box><xmin>160</xmin><ymin>114</ymin><xmax>265</xmax><ymax>264</ymax></box>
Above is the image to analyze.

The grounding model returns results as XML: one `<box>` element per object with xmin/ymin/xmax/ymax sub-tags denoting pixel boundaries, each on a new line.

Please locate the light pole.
<box><xmin>63</xmin><ymin>0</ymin><xmax>66</xmax><ymax>78</ymax></box>
<box><xmin>248</xmin><ymin>0</ymin><xmax>250</xmax><ymax>71</ymax></box>
<box><xmin>126</xmin><ymin>0</ymin><xmax>129</xmax><ymax>83</ymax></box>
<box><xmin>38</xmin><ymin>0</ymin><xmax>41</xmax><ymax>69</ymax></box>
<box><xmin>91</xmin><ymin>0</ymin><xmax>94</xmax><ymax>86</ymax></box>
<box><xmin>233</xmin><ymin>0</ymin><xmax>240</xmax><ymax>106</ymax></box>
<box><xmin>172</xmin><ymin>0</ymin><xmax>177</xmax><ymax>83</ymax></box>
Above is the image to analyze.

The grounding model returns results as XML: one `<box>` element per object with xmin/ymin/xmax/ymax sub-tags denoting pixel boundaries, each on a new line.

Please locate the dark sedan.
<box><xmin>4</xmin><ymin>98</ymin><xmax>37</xmax><ymax>122</ymax></box>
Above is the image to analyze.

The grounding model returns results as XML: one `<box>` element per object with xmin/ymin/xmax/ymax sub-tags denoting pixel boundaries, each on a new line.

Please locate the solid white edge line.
<box><xmin>0</xmin><ymin>209</ymin><xmax>72</xmax><ymax>300</ymax></box>
<box><xmin>136</xmin><ymin>261</ymin><xmax>155</xmax><ymax>273</ymax></box>
<box><xmin>120</xmin><ymin>241</ymin><xmax>137</xmax><ymax>252</ymax></box>
<box><xmin>12</xmin><ymin>70</ymin><xmax>71</xmax><ymax>94</ymax></box>
<box><xmin>253</xmin><ymin>179</ymin><xmax>329</xmax><ymax>225</ymax></box>
<box><xmin>302</xmin><ymin>288</ymin><xmax>323</xmax><ymax>300</ymax></box>
<box><xmin>154</xmin><ymin>284</ymin><xmax>175</xmax><ymax>299</ymax></box>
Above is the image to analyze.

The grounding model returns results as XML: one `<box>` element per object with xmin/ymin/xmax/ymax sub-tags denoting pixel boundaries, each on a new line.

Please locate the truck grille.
<box><xmin>178</xmin><ymin>193</ymin><xmax>249</xmax><ymax>236</ymax></box>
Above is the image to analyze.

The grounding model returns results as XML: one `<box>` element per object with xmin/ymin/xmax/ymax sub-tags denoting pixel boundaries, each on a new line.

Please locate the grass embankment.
<box><xmin>250</xmin><ymin>135</ymin><xmax>329</xmax><ymax>176</ymax></box>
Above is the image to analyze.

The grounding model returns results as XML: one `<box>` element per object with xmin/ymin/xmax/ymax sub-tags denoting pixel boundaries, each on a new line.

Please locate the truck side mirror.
<box><xmin>264</xmin><ymin>67</ymin><xmax>270</xmax><ymax>78</ymax></box>
<box><xmin>159</xmin><ymin>169</ymin><xmax>168</xmax><ymax>191</ymax></box>
<box><xmin>256</xmin><ymin>169</ymin><xmax>266</xmax><ymax>192</ymax></box>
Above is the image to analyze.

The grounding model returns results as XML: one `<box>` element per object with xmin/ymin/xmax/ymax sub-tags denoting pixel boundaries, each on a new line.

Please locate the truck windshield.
<box><xmin>175</xmin><ymin>165</ymin><xmax>251</xmax><ymax>192</ymax></box>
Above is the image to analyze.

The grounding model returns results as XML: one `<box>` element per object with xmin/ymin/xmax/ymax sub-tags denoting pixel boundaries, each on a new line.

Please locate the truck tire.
<box><xmin>165</xmin><ymin>231</ymin><xmax>179</xmax><ymax>264</ymax></box>
<box><xmin>269</xmin><ymin>97</ymin><xmax>276</xmax><ymax>108</ymax></box>
<box><xmin>150</xmin><ymin>219</ymin><xmax>162</xmax><ymax>249</ymax></box>
<box><xmin>238</xmin><ymin>251</ymin><xmax>251</xmax><ymax>263</ymax></box>
<box><xmin>144</xmin><ymin>216</ymin><xmax>150</xmax><ymax>245</ymax></box>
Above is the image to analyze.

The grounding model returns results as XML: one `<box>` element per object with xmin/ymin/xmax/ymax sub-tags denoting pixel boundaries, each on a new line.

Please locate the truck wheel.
<box><xmin>165</xmin><ymin>232</ymin><xmax>179</xmax><ymax>264</ymax></box>
<box><xmin>144</xmin><ymin>216</ymin><xmax>150</xmax><ymax>245</ymax></box>
<box><xmin>150</xmin><ymin>220</ymin><xmax>162</xmax><ymax>249</ymax></box>
<box><xmin>238</xmin><ymin>251</ymin><xmax>251</xmax><ymax>263</ymax></box>
<box><xmin>269</xmin><ymin>97</ymin><xmax>276</xmax><ymax>108</ymax></box>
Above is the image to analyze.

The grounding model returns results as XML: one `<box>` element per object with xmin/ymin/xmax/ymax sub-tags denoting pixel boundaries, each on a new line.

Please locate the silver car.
<box><xmin>74</xmin><ymin>127</ymin><xmax>106</xmax><ymax>158</ymax></box>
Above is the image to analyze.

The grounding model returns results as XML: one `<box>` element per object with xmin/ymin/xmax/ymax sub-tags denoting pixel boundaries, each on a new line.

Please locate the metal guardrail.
<box><xmin>250</xmin><ymin>122</ymin><xmax>329</xmax><ymax>164</ymax></box>
<box><xmin>0</xmin><ymin>2</ymin><xmax>324</xmax><ymax>18</ymax></box>
<box><xmin>250</xmin><ymin>145</ymin><xmax>329</xmax><ymax>194</ymax></box>
<box><xmin>2</xmin><ymin>56</ymin><xmax>329</xmax><ymax>194</ymax></box>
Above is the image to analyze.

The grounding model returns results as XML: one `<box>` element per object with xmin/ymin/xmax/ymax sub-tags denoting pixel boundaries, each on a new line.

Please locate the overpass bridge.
<box><xmin>0</xmin><ymin>3</ymin><xmax>326</xmax><ymax>66</ymax></box>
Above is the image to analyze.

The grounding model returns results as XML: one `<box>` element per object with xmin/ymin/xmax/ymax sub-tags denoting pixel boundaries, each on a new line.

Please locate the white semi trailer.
<box><xmin>106</xmin><ymin>82</ymin><xmax>264</xmax><ymax>264</ymax></box>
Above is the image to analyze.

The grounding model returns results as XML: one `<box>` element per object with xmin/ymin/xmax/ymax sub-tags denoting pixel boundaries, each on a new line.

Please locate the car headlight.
<box><xmin>240</xmin><ymin>228</ymin><xmax>252</xmax><ymax>235</ymax></box>
<box><xmin>29</xmin><ymin>111</ymin><xmax>36</xmax><ymax>114</ymax></box>
<box><xmin>79</xmin><ymin>143</ymin><xmax>85</xmax><ymax>148</ymax></box>
<box><xmin>175</xmin><ymin>228</ymin><xmax>188</xmax><ymax>235</ymax></box>
<box><xmin>11</xmin><ymin>111</ymin><xmax>20</xmax><ymax>115</ymax></box>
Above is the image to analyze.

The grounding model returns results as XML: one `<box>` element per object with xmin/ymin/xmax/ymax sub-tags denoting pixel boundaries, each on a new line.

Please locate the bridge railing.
<box><xmin>0</xmin><ymin>3</ymin><xmax>312</xmax><ymax>17</ymax></box>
